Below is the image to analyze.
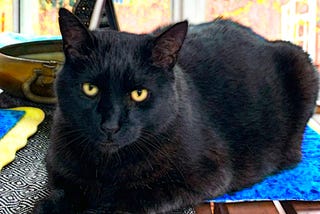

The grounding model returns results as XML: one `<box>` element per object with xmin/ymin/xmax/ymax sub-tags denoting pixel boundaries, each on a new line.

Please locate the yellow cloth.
<box><xmin>0</xmin><ymin>107</ymin><xmax>45</xmax><ymax>171</ymax></box>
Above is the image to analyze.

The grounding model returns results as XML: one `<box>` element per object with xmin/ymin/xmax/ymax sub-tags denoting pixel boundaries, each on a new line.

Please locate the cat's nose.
<box><xmin>101</xmin><ymin>106</ymin><xmax>121</xmax><ymax>135</ymax></box>
<box><xmin>102</xmin><ymin>122</ymin><xmax>120</xmax><ymax>134</ymax></box>
<box><xmin>106</xmin><ymin>126</ymin><xmax>120</xmax><ymax>134</ymax></box>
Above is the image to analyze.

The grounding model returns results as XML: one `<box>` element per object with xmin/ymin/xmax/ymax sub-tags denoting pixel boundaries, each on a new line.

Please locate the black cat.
<box><xmin>34</xmin><ymin>8</ymin><xmax>318</xmax><ymax>213</ymax></box>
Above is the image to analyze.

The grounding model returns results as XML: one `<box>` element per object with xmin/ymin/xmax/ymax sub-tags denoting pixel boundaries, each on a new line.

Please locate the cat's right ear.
<box><xmin>58</xmin><ymin>8</ymin><xmax>93</xmax><ymax>60</ymax></box>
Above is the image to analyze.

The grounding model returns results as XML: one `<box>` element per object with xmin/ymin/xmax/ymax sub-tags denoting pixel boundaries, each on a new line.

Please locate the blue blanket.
<box><xmin>212</xmin><ymin>124</ymin><xmax>320</xmax><ymax>202</ymax></box>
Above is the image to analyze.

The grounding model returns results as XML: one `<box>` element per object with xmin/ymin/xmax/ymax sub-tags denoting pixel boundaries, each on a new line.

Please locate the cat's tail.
<box><xmin>273</xmin><ymin>41</ymin><xmax>319</xmax><ymax>167</ymax></box>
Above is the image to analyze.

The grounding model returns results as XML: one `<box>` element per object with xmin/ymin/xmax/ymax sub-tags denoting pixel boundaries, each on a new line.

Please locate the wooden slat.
<box><xmin>214</xmin><ymin>203</ymin><xmax>229</xmax><ymax>214</ymax></box>
<box><xmin>291</xmin><ymin>201</ymin><xmax>320</xmax><ymax>211</ymax></box>
<box><xmin>315</xmin><ymin>105</ymin><xmax>320</xmax><ymax>114</ymax></box>
<box><xmin>195</xmin><ymin>201</ymin><xmax>320</xmax><ymax>213</ymax></box>
<box><xmin>280</xmin><ymin>201</ymin><xmax>298</xmax><ymax>214</ymax></box>
<box><xmin>195</xmin><ymin>203</ymin><xmax>213</xmax><ymax>214</ymax></box>
<box><xmin>195</xmin><ymin>201</ymin><xmax>320</xmax><ymax>214</ymax></box>
<box><xmin>226</xmin><ymin>202</ymin><xmax>279</xmax><ymax>214</ymax></box>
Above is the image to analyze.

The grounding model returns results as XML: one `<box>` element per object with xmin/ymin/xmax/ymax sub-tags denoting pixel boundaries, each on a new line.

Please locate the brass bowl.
<box><xmin>0</xmin><ymin>40</ymin><xmax>64</xmax><ymax>104</ymax></box>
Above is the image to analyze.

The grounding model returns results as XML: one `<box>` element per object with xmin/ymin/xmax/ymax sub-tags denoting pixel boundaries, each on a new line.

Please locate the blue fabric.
<box><xmin>211</xmin><ymin>125</ymin><xmax>320</xmax><ymax>202</ymax></box>
<box><xmin>0</xmin><ymin>109</ymin><xmax>25</xmax><ymax>139</ymax></box>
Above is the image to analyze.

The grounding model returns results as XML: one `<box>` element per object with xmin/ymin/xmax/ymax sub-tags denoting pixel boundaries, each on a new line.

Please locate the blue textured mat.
<box><xmin>0</xmin><ymin>109</ymin><xmax>25</xmax><ymax>139</ymax></box>
<box><xmin>212</xmin><ymin>125</ymin><xmax>320</xmax><ymax>202</ymax></box>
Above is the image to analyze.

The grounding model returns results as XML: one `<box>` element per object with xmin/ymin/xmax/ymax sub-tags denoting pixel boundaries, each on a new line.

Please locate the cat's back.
<box><xmin>177</xmin><ymin>18</ymin><xmax>318</xmax><ymax>172</ymax></box>
<box><xmin>179</xmin><ymin>18</ymin><xmax>271</xmax><ymax>73</ymax></box>
<box><xmin>177</xmin><ymin>19</ymin><xmax>279</xmax><ymax>105</ymax></box>
<box><xmin>177</xmin><ymin>18</ymin><xmax>282</xmax><ymax>112</ymax></box>
<box><xmin>186</xmin><ymin>18</ymin><xmax>265</xmax><ymax>43</ymax></box>
<box><xmin>177</xmin><ymin>18</ymin><xmax>318</xmax><ymax>117</ymax></box>
<box><xmin>175</xmin><ymin>18</ymin><xmax>318</xmax><ymax>186</ymax></box>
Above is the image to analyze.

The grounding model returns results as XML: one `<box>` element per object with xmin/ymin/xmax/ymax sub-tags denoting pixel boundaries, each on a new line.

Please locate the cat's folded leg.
<box><xmin>33</xmin><ymin>189</ymin><xmax>75</xmax><ymax>214</ymax></box>
<box><xmin>82</xmin><ymin>207</ymin><xmax>133</xmax><ymax>214</ymax></box>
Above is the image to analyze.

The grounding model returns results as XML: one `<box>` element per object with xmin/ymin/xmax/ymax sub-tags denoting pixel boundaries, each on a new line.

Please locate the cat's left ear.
<box><xmin>58</xmin><ymin>8</ymin><xmax>94</xmax><ymax>60</ymax></box>
<box><xmin>152</xmin><ymin>21</ymin><xmax>188</xmax><ymax>69</ymax></box>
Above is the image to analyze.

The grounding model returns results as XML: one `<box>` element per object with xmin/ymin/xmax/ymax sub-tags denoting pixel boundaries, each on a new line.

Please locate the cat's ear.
<box><xmin>152</xmin><ymin>21</ymin><xmax>188</xmax><ymax>69</ymax></box>
<box><xmin>58</xmin><ymin>8</ymin><xmax>93</xmax><ymax>60</ymax></box>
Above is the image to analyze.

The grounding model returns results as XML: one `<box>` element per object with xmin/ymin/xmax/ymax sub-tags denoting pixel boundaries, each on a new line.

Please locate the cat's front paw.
<box><xmin>33</xmin><ymin>190</ymin><xmax>74</xmax><ymax>214</ymax></box>
<box><xmin>84</xmin><ymin>205</ymin><xmax>133</xmax><ymax>214</ymax></box>
<box><xmin>33</xmin><ymin>199</ymin><xmax>65</xmax><ymax>214</ymax></box>
<box><xmin>33</xmin><ymin>198</ymin><xmax>75</xmax><ymax>214</ymax></box>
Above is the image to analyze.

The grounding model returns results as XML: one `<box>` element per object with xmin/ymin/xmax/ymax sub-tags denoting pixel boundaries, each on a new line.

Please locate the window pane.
<box><xmin>20</xmin><ymin>0</ymin><xmax>171</xmax><ymax>35</ymax></box>
<box><xmin>205</xmin><ymin>0</ymin><xmax>319</xmax><ymax>69</ymax></box>
<box><xmin>113</xmin><ymin>0</ymin><xmax>171</xmax><ymax>33</ymax></box>
<box><xmin>0</xmin><ymin>0</ymin><xmax>13</xmax><ymax>32</ymax></box>
<box><xmin>20</xmin><ymin>0</ymin><xmax>74</xmax><ymax>35</ymax></box>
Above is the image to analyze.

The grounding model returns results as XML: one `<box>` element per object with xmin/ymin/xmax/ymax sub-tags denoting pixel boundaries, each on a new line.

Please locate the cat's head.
<box><xmin>56</xmin><ymin>8</ymin><xmax>188</xmax><ymax>153</ymax></box>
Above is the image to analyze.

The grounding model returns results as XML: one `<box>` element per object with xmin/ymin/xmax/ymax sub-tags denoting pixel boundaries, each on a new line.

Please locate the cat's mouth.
<box><xmin>98</xmin><ymin>142</ymin><xmax>120</xmax><ymax>153</ymax></box>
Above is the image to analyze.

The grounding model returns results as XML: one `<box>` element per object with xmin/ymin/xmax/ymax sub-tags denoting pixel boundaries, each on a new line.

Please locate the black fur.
<box><xmin>34</xmin><ymin>8</ymin><xmax>318</xmax><ymax>213</ymax></box>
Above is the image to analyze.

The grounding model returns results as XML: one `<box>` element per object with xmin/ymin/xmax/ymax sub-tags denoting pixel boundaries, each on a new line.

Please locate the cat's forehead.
<box><xmin>88</xmin><ymin>31</ymin><xmax>152</xmax><ymax>79</ymax></box>
<box><xmin>94</xmin><ymin>30</ymin><xmax>149</xmax><ymax>58</ymax></box>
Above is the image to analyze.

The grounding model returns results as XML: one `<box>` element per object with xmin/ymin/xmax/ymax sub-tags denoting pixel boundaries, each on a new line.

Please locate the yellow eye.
<box><xmin>82</xmin><ymin>83</ymin><xmax>99</xmax><ymax>97</ymax></box>
<box><xmin>131</xmin><ymin>89</ymin><xmax>148</xmax><ymax>102</ymax></box>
